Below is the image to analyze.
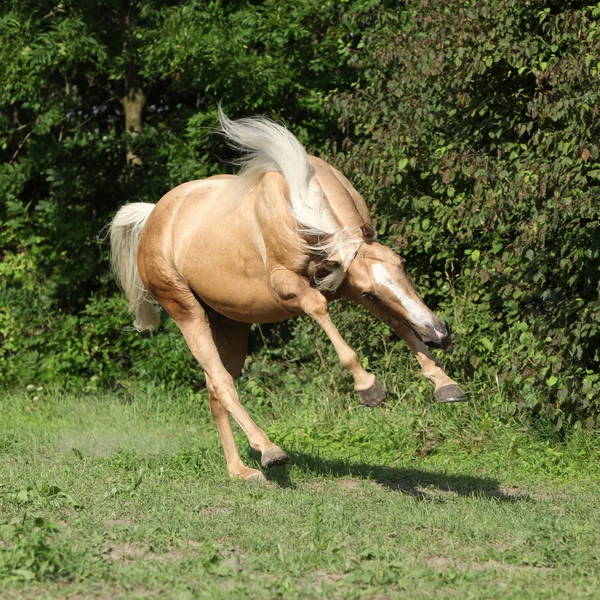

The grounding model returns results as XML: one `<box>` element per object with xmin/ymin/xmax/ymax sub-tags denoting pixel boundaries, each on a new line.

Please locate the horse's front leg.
<box><xmin>352</xmin><ymin>294</ymin><xmax>467</xmax><ymax>404</ymax></box>
<box><xmin>270</xmin><ymin>268</ymin><xmax>387</xmax><ymax>407</ymax></box>
<box><xmin>394</xmin><ymin>324</ymin><xmax>467</xmax><ymax>403</ymax></box>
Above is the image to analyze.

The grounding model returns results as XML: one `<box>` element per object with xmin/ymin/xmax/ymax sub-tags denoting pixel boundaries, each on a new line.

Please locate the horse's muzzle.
<box><xmin>421</xmin><ymin>321</ymin><xmax>452</xmax><ymax>350</ymax></box>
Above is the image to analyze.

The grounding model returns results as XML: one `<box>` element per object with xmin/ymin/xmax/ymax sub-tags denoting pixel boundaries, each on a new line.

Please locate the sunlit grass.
<box><xmin>1</xmin><ymin>386</ymin><xmax>599</xmax><ymax>599</ymax></box>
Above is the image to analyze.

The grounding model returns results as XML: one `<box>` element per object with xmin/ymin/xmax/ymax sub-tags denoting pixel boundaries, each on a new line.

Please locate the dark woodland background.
<box><xmin>1</xmin><ymin>0</ymin><xmax>599</xmax><ymax>429</ymax></box>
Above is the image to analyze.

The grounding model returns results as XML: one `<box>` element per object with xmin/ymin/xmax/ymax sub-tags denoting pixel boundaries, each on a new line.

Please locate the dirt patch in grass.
<box><xmin>1</xmin><ymin>582</ymin><xmax>159</xmax><ymax>600</ymax></box>
<box><xmin>59</xmin><ymin>427</ymin><xmax>182</xmax><ymax>458</ymax></box>
<box><xmin>307</xmin><ymin>481</ymin><xmax>326</xmax><ymax>492</ymax></box>
<box><xmin>337</xmin><ymin>479</ymin><xmax>362</xmax><ymax>491</ymax></box>
<box><xmin>313</xmin><ymin>570</ymin><xmax>345</xmax><ymax>585</ymax></box>
<box><xmin>202</xmin><ymin>505</ymin><xmax>231</xmax><ymax>516</ymax></box>
<box><xmin>218</xmin><ymin>546</ymin><xmax>244</xmax><ymax>572</ymax></box>
<box><xmin>481</xmin><ymin>487</ymin><xmax>529</xmax><ymax>500</ymax></box>
<box><xmin>378</xmin><ymin>481</ymin><xmax>529</xmax><ymax>502</ymax></box>
<box><xmin>185</xmin><ymin>540</ymin><xmax>245</xmax><ymax>572</ymax></box>
<box><xmin>298</xmin><ymin>569</ymin><xmax>346</xmax><ymax>591</ymax></box>
<box><xmin>107</xmin><ymin>543</ymin><xmax>183</xmax><ymax>565</ymax></box>
<box><xmin>497</xmin><ymin>486</ymin><xmax>521</xmax><ymax>496</ymax></box>
<box><xmin>378</xmin><ymin>481</ymin><xmax>451</xmax><ymax>501</ymax></box>
<box><xmin>427</xmin><ymin>555</ymin><xmax>453</xmax><ymax>570</ymax></box>
<box><xmin>426</xmin><ymin>555</ymin><xmax>554</xmax><ymax>573</ymax></box>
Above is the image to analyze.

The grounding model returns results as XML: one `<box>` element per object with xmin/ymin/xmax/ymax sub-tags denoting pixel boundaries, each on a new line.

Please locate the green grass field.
<box><xmin>1</xmin><ymin>383</ymin><xmax>599</xmax><ymax>599</ymax></box>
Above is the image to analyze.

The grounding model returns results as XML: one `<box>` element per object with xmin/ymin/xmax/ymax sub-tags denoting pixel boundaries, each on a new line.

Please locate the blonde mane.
<box><xmin>217</xmin><ymin>110</ymin><xmax>364</xmax><ymax>291</ymax></box>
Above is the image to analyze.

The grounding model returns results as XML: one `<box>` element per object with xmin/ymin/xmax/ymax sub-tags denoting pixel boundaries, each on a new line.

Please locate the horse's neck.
<box><xmin>308</xmin><ymin>156</ymin><xmax>371</xmax><ymax>229</ymax></box>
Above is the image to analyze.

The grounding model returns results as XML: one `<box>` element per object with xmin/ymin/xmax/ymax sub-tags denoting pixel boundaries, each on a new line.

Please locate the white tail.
<box><xmin>109</xmin><ymin>202</ymin><xmax>160</xmax><ymax>331</ymax></box>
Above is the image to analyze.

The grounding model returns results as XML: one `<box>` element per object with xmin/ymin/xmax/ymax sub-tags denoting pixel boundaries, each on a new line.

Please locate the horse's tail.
<box><xmin>109</xmin><ymin>202</ymin><xmax>160</xmax><ymax>332</ymax></box>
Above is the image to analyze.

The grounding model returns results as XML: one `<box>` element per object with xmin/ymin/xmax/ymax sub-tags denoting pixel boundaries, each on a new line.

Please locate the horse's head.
<box><xmin>345</xmin><ymin>240</ymin><xmax>451</xmax><ymax>349</ymax></box>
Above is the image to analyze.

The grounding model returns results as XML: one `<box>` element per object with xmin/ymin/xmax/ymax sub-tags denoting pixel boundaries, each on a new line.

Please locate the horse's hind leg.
<box><xmin>207</xmin><ymin>313</ymin><xmax>289</xmax><ymax>481</ymax></box>
<box><xmin>207</xmin><ymin>380</ymin><xmax>267</xmax><ymax>483</ymax></box>
<box><xmin>203</xmin><ymin>318</ymin><xmax>263</xmax><ymax>482</ymax></box>
<box><xmin>162</xmin><ymin>294</ymin><xmax>288</xmax><ymax>481</ymax></box>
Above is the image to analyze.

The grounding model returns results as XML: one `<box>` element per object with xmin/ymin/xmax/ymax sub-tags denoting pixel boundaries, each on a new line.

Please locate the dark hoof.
<box><xmin>358</xmin><ymin>380</ymin><xmax>387</xmax><ymax>407</ymax></box>
<box><xmin>435</xmin><ymin>384</ymin><xmax>467</xmax><ymax>404</ymax></box>
<box><xmin>261</xmin><ymin>446</ymin><xmax>290</xmax><ymax>468</ymax></box>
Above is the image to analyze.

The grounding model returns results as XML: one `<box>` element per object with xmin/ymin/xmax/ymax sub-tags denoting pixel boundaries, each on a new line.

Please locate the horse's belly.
<box><xmin>193</xmin><ymin>280</ymin><xmax>297</xmax><ymax>324</ymax></box>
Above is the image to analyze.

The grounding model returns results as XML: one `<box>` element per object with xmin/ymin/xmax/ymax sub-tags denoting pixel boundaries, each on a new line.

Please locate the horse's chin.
<box><xmin>416</xmin><ymin>327</ymin><xmax>452</xmax><ymax>351</ymax></box>
<box><xmin>424</xmin><ymin>337</ymin><xmax>451</xmax><ymax>351</ymax></box>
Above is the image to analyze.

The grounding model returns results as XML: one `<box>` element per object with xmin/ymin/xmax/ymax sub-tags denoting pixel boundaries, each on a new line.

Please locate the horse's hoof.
<box><xmin>261</xmin><ymin>446</ymin><xmax>290</xmax><ymax>468</ymax></box>
<box><xmin>246</xmin><ymin>472</ymin><xmax>269</xmax><ymax>485</ymax></box>
<box><xmin>358</xmin><ymin>380</ymin><xmax>387</xmax><ymax>407</ymax></box>
<box><xmin>233</xmin><ymin>468</ymin><xmax>268</xmax><ymax>485</ymax></box>
<box><xmin>435</xmin><ymin>384</ymin><xmax>467</xmax><ymax>403</ymax></box>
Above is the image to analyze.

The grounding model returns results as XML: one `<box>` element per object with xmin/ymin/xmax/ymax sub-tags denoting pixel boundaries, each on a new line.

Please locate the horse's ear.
<box><xmin>321</xmin><ymin>253</ymin><xmax>342</xmax><ymax>272</ymax></box>
<box><xmin>361</xmin><ymin>223</ymin><xmax>376</xmax><ymax>240</ymax></box>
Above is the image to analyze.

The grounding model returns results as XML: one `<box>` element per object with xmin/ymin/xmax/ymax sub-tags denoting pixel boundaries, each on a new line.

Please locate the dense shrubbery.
<box><xmin>1</xmin><ymin>1</ymin><xmax>599</xmax><ymax>427</ymax></box>
<box><xmin>330</xmin><ymin>0</ymin><xmax>600</xmax><ymax>426</ymax></box>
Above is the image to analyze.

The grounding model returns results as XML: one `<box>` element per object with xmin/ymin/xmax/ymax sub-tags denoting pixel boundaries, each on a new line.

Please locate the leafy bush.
<box><xmin>0</xmin><ymin>0</ymin><xmax>353</xmax><ymax>390</ymax></box>
<box><xmin>0</xmin><ymin>517</ymin><xmax>98</xmax><ymax>582</ymax></box>
<box><xmin>328</xmin><ymin>0</ymin><xmax>600</xmax><ymax>426</ymax></box>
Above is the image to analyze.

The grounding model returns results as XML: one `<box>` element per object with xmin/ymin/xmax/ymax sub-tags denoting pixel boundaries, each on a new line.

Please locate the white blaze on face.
<box><xmin>371</xmin><ymin>263</ymin><xmax>435</xmax><ymax>328</ymax></box>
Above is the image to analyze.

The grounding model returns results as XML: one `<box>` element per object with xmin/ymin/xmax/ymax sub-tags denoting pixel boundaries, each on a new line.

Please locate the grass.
<box><xmin>1</xmin><ymin>380</ymin><xmax>599</xmax><ymax>599</ymax></box>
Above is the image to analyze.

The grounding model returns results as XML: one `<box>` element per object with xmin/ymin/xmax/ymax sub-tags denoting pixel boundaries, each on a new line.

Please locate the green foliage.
<box><xmin>0</xmin><ymin>516</ymin><xmax>99</xmax><ymax>582</ymax></box>
<box><xmin>1</xmin><ymin>1</ymin><xmax>599</xmax><ymax>427</ymax></box>
<box><xmin>329</xmin><ymin>0</ymin><xmax>600</xmax><ymax>425</ymax></box>
<box><xmin>0</xmin><ymin>0</ymin><xmax>355</xmax><ymax>390</ymax></box>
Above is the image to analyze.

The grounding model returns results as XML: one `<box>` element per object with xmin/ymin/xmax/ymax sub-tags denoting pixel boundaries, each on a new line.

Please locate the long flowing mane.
<box><xmin>217</xmin><ymin>110</ymin><xmax>364</xmax><ymax>291</ymax></box>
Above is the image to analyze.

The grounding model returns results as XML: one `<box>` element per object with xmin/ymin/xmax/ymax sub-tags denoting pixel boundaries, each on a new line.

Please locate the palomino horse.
<box><xmin>110</xmin><ymin>112</ymin><xmax>466</xmax><ymax>483</ymax></box>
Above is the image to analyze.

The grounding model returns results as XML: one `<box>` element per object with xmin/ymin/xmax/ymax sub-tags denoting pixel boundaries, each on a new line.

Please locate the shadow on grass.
<box><xmin>264</xmin><ymin>451</ymin><xmax>528</xmax><ymax>503</ymax></box>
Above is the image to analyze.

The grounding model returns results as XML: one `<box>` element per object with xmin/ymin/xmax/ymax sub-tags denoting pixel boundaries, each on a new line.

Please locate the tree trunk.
<box><xmin>121</xmin><ymin>76</ymin><xmax>146</xmax><ymax>172</ymax></box>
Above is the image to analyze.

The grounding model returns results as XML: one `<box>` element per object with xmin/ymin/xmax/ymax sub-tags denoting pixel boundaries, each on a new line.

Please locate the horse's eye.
<box><xmin>362</xmin><ymin>292</ymin><xmax>379</xmax><ymax>302</ymax></box>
